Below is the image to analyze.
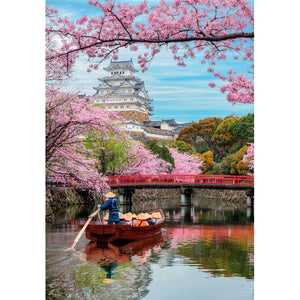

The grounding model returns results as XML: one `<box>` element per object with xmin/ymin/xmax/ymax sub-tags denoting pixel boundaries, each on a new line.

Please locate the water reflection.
<box><xmin>62</xmin><ymin>235</ymin><xmax>164</xmax><ymax>299</ymax></box>
<box><xmin>165</xmin><ymin>225</ymin><xmax>254</xmax><ymax>279</ymax></box>
<box><xmin>46</xmin><ymin>198</ymin><xmax>254</xmax><ymax>299</ymax></box>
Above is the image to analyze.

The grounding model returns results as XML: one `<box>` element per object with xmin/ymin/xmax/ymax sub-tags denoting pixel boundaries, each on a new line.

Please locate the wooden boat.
<box><xmin>79</xmin><ymin>209</ymin><xmax>165</xmax><ymax>245</ymax></box>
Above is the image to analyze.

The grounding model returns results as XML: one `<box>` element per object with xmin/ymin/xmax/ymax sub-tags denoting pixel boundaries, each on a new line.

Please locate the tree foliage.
<box><xmin>168</xmin><ymin>147</ymin><xmax>203</xmax><ymax>174</ymax></box>
<box><xmin>230</xmin><ymin>145</ymin><xmax>250</xmax><ymax>175</ymax></box>
<box><xmin>83</xmin><ymin>130</ymin><xmax>130</xmax><ymax>175</ymax></box>
<box><xmin>177</xmin><ymin>117</ymin><xmax>223</xmax><ymax>153</ymax></box>
<box><xmin>230</xmin><ymin>113</ymin><xmax>254</xmax><ymax>145</ymax></box>
<box><xmin>46</xmin><ymin>90</ymin><xmax>123</xmax><ymax>191</ymax></box>
<box><xmin>243</xmin><ymin>142</ymin><xmax>254</xmax><ymax>171</ymax></box>
<box><xmin>199</xmin><ymin>150</ymin><xmax>215</xmax><ymax>173</ymax></box>
<box><xmin>167</xmin><ymin>140</ymin><xmax>195</xmax><ymax>155</ymax></box>
<box><xmin>211</xmin><ymin>116</ymin><xmax>240</xmax><ymax>156</ymax></box>
<box><xmin>147</xmin><ymin>139</ymin><xmax>175</xmax><ymax>170</ymax></box>
<box><xmin>118</xmin><ymin>141</ymin><xmax>173</xmax><ymax>175</ymax></box>
<box><xmin>220</xmin><ymin>153</ymin><xmax>234</xmax><ymax>175</ymax></box>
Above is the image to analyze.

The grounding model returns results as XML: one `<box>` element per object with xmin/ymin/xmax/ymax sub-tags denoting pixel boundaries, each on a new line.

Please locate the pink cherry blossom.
<box><xmin>118</xmin><ymin>141</ymin><xmax>172</xmax><ymax>175</ymax></box>
<box><xmin>243</xmin><ymin>143</ymin><xmax>254</xmax><ymax>171</ymax></box>
<box><xmin>46</xmin><ymin>89</ymin><xmax>125</xmax><ymax>192</ymax></box>
<box><xmin>168</xmin><ymin>148</ymin><xmax>204</xmax><ymax>174</ymax></box>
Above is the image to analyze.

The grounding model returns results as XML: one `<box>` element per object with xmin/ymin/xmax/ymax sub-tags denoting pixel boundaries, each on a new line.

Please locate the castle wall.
<box><xmin>117</xmin><ymin>110</ymin><xmax>150</xmax><ymax>123</ymax></box>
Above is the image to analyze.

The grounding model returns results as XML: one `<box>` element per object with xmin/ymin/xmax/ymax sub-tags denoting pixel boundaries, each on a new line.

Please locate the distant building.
<box><xmin>92</xmin><ymin>60</ymin><xmax>193</xmax><ymax>141</ymax></box>
<box><xmin>93</xmin><ymin>59</ymin><xmax>153</xmax><ymax>124</ymax></box>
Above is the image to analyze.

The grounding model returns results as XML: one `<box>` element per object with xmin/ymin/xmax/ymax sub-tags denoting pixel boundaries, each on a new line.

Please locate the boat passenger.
<box><xmin>124</xmin><ymin>213</ymin><xmax>132</xmax><ymax>225</ymax></box>
<box><xmin>133</xmin><ymin>213</ymin><xmax>149</xmax><ymax>227</ymax></box>
<box><xmin>131</xmin><ymin>213</ymin><xmax>137</xmax><ymax>226</ymax></box>
<box><xmin>151</xmin><ymin>212</ymin><xmax>162</xmax><ymax>224</ymax></box>
<box><xmin>146</xmin><ymin>213</ymin><xmax>155</xmax><ymax>225</ymax></box>
<box><xmin>118</xmin><ymin>212</ymin><xmax>127</xmax><ymax>225</ymax></box>
<box><xmin>98</xmin><ymin>192</ymin><xmax>120</xmax><ymax>224</ymax></box>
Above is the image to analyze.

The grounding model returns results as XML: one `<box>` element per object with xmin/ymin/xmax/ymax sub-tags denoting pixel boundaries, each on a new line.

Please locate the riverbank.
<box><xmin>46</xmin><ymin>188</ymin><xmax>248</xmax><ymax>222</ymax></box>
<box><xmin>46</xmin><ymin>188</ymin><xmax>101</xmax><ymax>222</ymax></box>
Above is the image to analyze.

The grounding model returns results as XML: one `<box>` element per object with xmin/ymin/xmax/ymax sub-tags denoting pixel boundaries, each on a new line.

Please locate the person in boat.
<box><xmin>131</xmin><ymin>213</ymin><xmax>137</xmax><ymax>225</ymax></box>
<box><xmin>124</xmin><ymin>213</ymin><xmax>133</xmax><ymax>225</ymax></box>
<box><xmin>146</xmin><ymin>213</ymin><xmax>155</xmax><ymax>225</ymax></box>
<box><xmin>98</xmin><ymin>191</ymin><xmax>120</xmax><ymax>224</ymax></box>
<box><xmin>118</xmin><ymin>212</ymin><xmax>127</xmax><ymax>225</ymax></box>
<box><xmin>151</xmin><ymin>212</ymin><xmax>162</xmax><ymax>224</ymax></box>
<box><xmin>133</xmin><ymin>213</ymin><xmax>149</xmax><ymax>227</ymax></box>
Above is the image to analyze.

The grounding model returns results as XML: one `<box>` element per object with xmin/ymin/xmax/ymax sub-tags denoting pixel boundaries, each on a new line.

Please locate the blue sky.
<box><xmin>47</xmin><ymin>0</ymin><xmax>254</xmax><ymax>123</ymax></box>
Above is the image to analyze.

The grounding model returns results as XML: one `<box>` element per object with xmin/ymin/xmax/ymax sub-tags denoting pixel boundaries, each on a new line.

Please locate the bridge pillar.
<box><xmin>181</xmin><ymin>206</ymin><xmax>192</xmax><ymax>223</ymax></box>
<box><xmin>180</xmin><ymin>188</ymin><xmax>193</xmax><ymax>206</ymax></box>
<box><xmin>245</xmin><ymin>189</ymin><xmax>254</xmax><ymax>207</ymax></box>
<box><xmin>117</xmin><ymin>188</ymin><xmax>135</xmax><ymax>205</ymax></box>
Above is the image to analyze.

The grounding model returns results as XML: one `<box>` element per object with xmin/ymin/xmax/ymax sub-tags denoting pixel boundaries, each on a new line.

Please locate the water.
<box><xmin>46</xmin><ymin>197</ymin><xmax>254</xmax><ymax>299</ymax></box>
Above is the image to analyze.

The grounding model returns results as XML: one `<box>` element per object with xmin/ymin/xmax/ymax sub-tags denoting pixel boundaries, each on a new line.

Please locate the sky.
<box><xmin>47</xmin><ymin>0</ymin><xmax>254</xmax><ymax>123</ymax></box>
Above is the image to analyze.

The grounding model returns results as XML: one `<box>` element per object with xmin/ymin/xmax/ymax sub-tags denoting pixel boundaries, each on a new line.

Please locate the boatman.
<box><xmin>98</xmin><ymin>192</ymin><xmax>120</xmax><ymax>224</ymax></box>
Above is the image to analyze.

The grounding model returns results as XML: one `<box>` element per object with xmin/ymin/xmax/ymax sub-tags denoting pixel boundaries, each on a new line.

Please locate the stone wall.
<box><xmin>116</xmin><ymin>188</ymin><xmax>248</xmax><ymax>203</ymax></box>
<box><xmin>117</xmin><ymin>110</ymin><xmax>150</xmax><ymax>123</ymax></box>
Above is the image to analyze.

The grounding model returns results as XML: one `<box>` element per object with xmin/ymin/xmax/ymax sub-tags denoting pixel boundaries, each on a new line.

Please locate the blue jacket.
<box><xmin>99</xmin><ymin>198</ymin><xmax>120</xmax><ymax>222</ymax></box>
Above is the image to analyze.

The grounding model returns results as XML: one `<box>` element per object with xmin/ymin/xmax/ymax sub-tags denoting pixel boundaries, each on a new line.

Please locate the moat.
<box><xmin>46</xmin><ymin>196</ymin><xmax>254</xmax><ymax>299</ymax></box>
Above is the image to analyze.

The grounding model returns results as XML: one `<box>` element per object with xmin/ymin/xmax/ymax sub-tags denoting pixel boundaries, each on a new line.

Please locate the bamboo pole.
<box><xmin>64</xmin><ymin>209</ymin><xmax>99</xmax><ymax>252</ymax></box>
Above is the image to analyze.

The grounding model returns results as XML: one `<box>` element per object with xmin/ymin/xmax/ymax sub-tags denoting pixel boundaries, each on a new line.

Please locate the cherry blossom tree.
<box><xmin>46</xmin><ymin>89</ymin><xmax>125</xmax><ymax>191</ymax></box>
<box><xmin>46</xmin><ymin>0</ymin><xmax>254</xmax><ymax>104</ymax></box>
<box><xmin>118</xmin><ymin>141</ymin><xmax>172</xmax><ymax>175</ymax></box>
<box><xmin>168</xmin><ymin>147</ymin><xmax>204</xmax><ymax>174</ymax></box>
<box><xmin>242</xmin><ymin>142</ymin><xmax>254</xmax><ymax>171</ymax></box>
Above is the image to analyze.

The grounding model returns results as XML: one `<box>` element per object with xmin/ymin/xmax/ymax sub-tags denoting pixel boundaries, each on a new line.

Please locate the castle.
<box><xmin>92</xmin><ymin>59</ymin><xmax>192</xmax><ymax>140</ymax></box>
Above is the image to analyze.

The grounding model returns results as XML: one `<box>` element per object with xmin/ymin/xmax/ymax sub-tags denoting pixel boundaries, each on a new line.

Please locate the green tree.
<box><xmin>84</xmin><ymin>130</ymin><xmax>130</xmax><ymax>175</ymax></box>
<box><xmin>147</xmin><ymin>139</ymin><xmax>175</xmax><ymax>171</ymax></box>
<box><xmin>230</xmin><ymin>113</ymin><xmax>254</xmax><ymax>146</ymax></box>
<box><xmin>220</xmin><ymin>153</ymin><xmax>234</xmax><ymax>175</ymax></box>
<box><xmin>167</xmin><ymin>140</ymin><xmax>195</xmax><ymax>155</ymax></box>
<box><xmin>177</xmin><ymin>117</ymin><xmax>223</xmax><ymax>156</ymax></box>
<box><xmin>230</xmin><ymin>145</ymin><xmax>251</xmax><ymax>175</ymax></box>
<box><xmin>199</xmin><ymin>151</ymin><xmax>215</xmax><ymax>173</ymax></box>
<box><xmin>211</xmin><ymin>116</ymin><xmax>240</xmax><ymax>159</ymax></box>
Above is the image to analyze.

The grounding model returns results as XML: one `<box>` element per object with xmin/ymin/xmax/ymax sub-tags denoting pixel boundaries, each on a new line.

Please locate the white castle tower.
<box><xmin>93</xmin><ymin>59</ymin><xmax>153</xmax><ymax>123</ymax></box>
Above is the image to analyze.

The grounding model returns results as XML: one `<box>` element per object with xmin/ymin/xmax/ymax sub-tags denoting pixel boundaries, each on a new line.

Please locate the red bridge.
<box><xmin>107</xmin><ymin>174</ymin><xmax>254</xmax><ymax>206</ymax></box>
<box><xmin>107</xmin><ymin>174</ymin><xmax>254</xmax><ymax>189</ymax></box>
<box><xmin>47</xmin><ymin>174</ymin><xmax>254</xmax><ymax>206</ymax></box>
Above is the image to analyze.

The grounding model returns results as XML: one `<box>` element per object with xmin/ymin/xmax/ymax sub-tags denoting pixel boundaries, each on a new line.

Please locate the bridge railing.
<box><xmin>107</xmin><ymin>174</ymin><xmax>254</xmax><ymax>187</ymax></box>
<box><xmin>47</xmin><ymin>174</ymin><xmax>254</xmax><ymax>188</ymax></box>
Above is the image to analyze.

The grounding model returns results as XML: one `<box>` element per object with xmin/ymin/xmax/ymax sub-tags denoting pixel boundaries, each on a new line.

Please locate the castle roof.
<box><xmin>104</xmin><ymin>59</ymin><xmax>138</xmax><ymax>72</ymax></box>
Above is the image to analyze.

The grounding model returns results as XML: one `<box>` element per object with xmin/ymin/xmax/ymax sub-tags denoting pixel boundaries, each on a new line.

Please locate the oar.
<box><xmin>64</xmin><ymin>208</ymin><xmax>100</xmax><ymax>252</ymax></box>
